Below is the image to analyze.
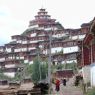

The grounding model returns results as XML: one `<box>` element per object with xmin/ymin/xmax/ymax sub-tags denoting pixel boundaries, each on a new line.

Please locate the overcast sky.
<box><xmin>0</xmin><ymin>0</ymin><xmax>95</xmax><ymax>45</ymax></box>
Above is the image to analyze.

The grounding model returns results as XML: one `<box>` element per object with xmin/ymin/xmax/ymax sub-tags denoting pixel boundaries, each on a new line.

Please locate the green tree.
<box><xmin>41</xmin><ymin>63</ymin><xmax>47</xmax><ymax>80</ymax></box>
<box><xmin>32</xmin><ymin>57</ymin><xmax>41</xmax><ymax>83</ymax></box>
<box><xmin>26</xmin><ymin>63</ymin><xmax>33</xmax><ymax>76</ymax></box>
<box><xmin>56</xmin><ymin>64</ymin><xmax>63</xmax><ymax>70</ymax></box>
<box><xmin>0</xmin><ymin>68</ymin><xmax>11</xmax><ymax>80</ymax></box>
<box><xmin>41</xmin><ymin>59</ymin><xmax>48</xmax><ymax>80</ymax></box>
<box><xmin>32</xmin><ymin>57</ymin><xmax>48</xmax><ymax>83</ymax></box>
<box><xmin>13</xmin><ymin>62</ymin><xmax>33</xmax><ymax>81</ymax></box>
<box><xmin>13</xmin><ymin>71</ymin><xmax>21</xmax><ymax>81</ymax></box>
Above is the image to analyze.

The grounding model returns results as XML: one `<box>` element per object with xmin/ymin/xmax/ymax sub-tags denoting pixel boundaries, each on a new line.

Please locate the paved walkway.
<box><xmin>51</xmin><ymin>78</ymin><xmax>84</xmax><ymax>95</ymax></box>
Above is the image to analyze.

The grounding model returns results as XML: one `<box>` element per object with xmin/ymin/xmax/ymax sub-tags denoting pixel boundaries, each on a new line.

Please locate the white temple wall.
<box><xmin>30</xmin><ymin>40</ymin><xmax>38</xmax><ymax>43</ymax></box>
<box><xmin>64</xmin><ymin>46</ymin><xmax>78</xmax><ymax>53</ymax></box>
<box><xmin>5</xmin><ymin>64</ymin><xmax>15</xmax><ymax>68</ymax></box>
<box><xmin>0</xmin><ymin>48</ymin><xmax>3</xmax><ymax>52</ymax></box>
<box><xmin>14</xmin><ymin>48</ymin><xmax>21</xmax><ymax>52</ymax></box>
<box><xmin>51</xmin><ymin>47</ymin><xmax>63</xmax><ymax>54</ymax></box>
<box><xmin>29</xmin><ymin>61</ymin><xmax>33</xmax><ymax>64</ymax></box>
<box><xmin>71</xmin><ymin>36</ymin><xmax>78</xmax><ymax>40</ymax></box>
<box><xmin>19</xmin><ymin>56</ymin><xmax>24</xmax><ymax>59</ymax></box>
<box><xmin>29</xmin><ymin>25</ymin><xmax>38</xmax><ymax>29</ymax></box>
<box><xmin>6</xmin><ymin>48</ymin><xmax>11</xmax><ymax>52</ymax></box>
<box><xmin>90</xmin><ymin>64</ymin><xmax>95</xmax><ymax>87</ymax></box>
<box><xmin>44</xmin><ymin>27</ymin><xmax>53</xmax><ymax>31</ymax></box>
<box><xmin>28</xmin><ymin>47</ymin><xmax>36</xmax><ymax>50</ymax></box>
<box><xmin>78</xmin><ymin>34</ymin><xmax>85</xmax><ymax>39</ymax></box>
<box><xmin>21</xmin><ymin>48</ymin><xmax>27</xmax><ymax>51</ymax></box>
<box><xmin>52</xmin><ymin>33</ymin><xmax>67</xmax><ymax>38</ymax></box>
<box><xmin>82</xmin><ymin>66</ymin><xmax>91</xmax><ymax>84</ymax></box>
<box><xmin>17</xmin><ymin>40</ymin><xmax>22</xmax><ymax>43</ymax></box>
<box><xmin>22</xmin><ymin>41</ymin><xmax>27</xmax><ymax>44</ymax></box>
<box><xmin>24</xmin><ymin>60</ymin><xmax>29</xmax><ymax>63</ymax></box>
<box><xmin>4</xmin><ymin>72</ymin><xmax>15</xmax><ymax>78</ymax></box>
<box><xmin>0</xmin><ymin>58</ymin><xmax>5</xmax><ymax>62</ymax></box>
<box><xmin>8</xmin><ymin>56</ymin><xmax>12</xmax><ymax>59</ymax></box>
<box><xmin>30</xmin><ymin>33</ymin><xmax>37</xmax><ymax>37</ymax></box>
<box><xmin>70</xmin><ymin>35</ymin><xmax>85</xmax><ymax>40</ymax></box>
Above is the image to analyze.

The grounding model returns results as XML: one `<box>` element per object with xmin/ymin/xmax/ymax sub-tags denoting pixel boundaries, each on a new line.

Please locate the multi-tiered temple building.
<box><xmin>0</xmin><ymin>8</ymin><xmax>89</xmax><ymax>77</ymax></box>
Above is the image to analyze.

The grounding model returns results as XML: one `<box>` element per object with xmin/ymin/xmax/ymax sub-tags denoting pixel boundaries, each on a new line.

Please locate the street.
<box><xmin>51</xmin><ymin>78</ymin><xmax>84</xmax><ymax>95</ymax></box>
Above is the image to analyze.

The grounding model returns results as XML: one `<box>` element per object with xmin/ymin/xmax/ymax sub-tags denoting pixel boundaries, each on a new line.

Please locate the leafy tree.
<box><xmin>40</xmin><ymin>63</ymin><xmax>47</xmax><ymax>80</ymax></box>
<box><xmin>32</xmin><ymin>57</ymin><xmax>41</xmax><ymax>83</ymax></box>
<box><xmin>13</xmin><ymin>72</ymin><xmax>21</xmax><ymax>81</ymax></box>
<box><xmin>86</xmin><ymin>87</ymin><xmax>95</xmax><ymax>95</ymax></box>
<box><xmin>56</xmin><ymin>64</ymin><xmax>63</xmax><ymax>70</ymax></box>
<box><xmin>32</xmin><ymin>57</ymin><xmax>48</xmax><ymax>83</ymax></box>
<box><xmin>12</xmin><ymin>62</ymin><xmax>33</xmax><ymax>81</ymax></box>
<box><xmin>9</xmin><ymin>57</ymin><xmax>48</xmax><ymax>83</ymax></box>
<box><xmin>0</xmin><ymin>73</ymin><xmax>11</xmax><ymax>80</ymax></box>
<box><xmin>26</xmin><ymin>63</ymin><xmax>33</xmax><ymax>76</ymax></box>
<box><xmin>0</xmin><ymin>68</ymin><xmax>11</xmax><ymax>80</ymax></box>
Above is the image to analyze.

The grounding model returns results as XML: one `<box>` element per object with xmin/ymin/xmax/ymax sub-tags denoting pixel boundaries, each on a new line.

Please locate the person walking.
<box><xmin>55</xmin><ymin>79</ymin><xmax>60</xmax><ymax>91</ymax></box>
<box><xmin>62</xmin><ymin>78</ymin><xmax>67</xmax><ymax>86</ymax></box>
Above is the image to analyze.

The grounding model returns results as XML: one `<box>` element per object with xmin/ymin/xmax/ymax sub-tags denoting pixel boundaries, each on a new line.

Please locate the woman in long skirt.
<box><xmin>55</xmin><ymin>79</ymin><xmax>60</xmax><ymax>91</ymax></box>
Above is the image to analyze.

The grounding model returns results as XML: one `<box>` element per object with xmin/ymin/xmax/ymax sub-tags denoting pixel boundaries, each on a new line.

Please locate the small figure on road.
<box><xmin>55</xmin><ymin>79</ymin><xmax>60</xmax><ymax>91</ymax></box>
<box><xmin>62</xmin><ymin>78</ymin><xmax>67</xmax><ymax>86</ymax></box>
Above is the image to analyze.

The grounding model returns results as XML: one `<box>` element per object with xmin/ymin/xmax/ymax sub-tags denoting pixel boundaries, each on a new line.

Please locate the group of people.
<box><xmin>54</xmin><ymin>78</ymin><xmax>67</xmax><ymax>91</ymax></box>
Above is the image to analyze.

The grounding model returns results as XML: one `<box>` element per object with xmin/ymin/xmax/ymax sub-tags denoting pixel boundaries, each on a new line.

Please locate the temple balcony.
<box><xmin>24</xmin><ymin>60</ymin><xmax>29</xmax><ymax>63</ymax></box>
<box><xmin>17</xmin><ymin>40</ymin><xmax>22</xmax><ymax>43</ymax></box>
<box><xmin>4</xmin><ymin>72</ymin><xmax>15</xmax><ymax>78</ymax></box>
<box><xmin>52</xmin><ymin>52</ymin><xmax>78</xmax><ymax>62</ymax></box>
<box><xmin>14</xmin><ymin>48</ymin><xmax>22</xmax><ymax>52</ymax></box>
<box><xmin>52</xmin><ymin>33</ymin><xmax>69</xmax><ymax>39</ymax></box>
<box><xmin>22</xmin><ymin>41</ymin><xmax>27</xmax><ymax>44</ymax></box>
<box><xmin>0</xmin><ymin>48</ymin><xmax>4</xmax><ymax>52</ymax></box>
<box><xmin>3</xmin><ymin>67</ymin><xmax>17</xmax><ymax>72</ymax></box>
<box><xmin>6</xmin><ymin>48</ymin><xmax>11</xmax><ymax>53</ymax></box>
<box><xmin>78</xmin><ymin>34</ymin><xmax>86</xmax><ymax>39</ymax></box>
<box><xmin>28</xmin><ymin>24</ymin><xmax>38</xmax><ymax>29</ymax></box>
<box><xmin>28</xmin><ymin>47</ymin><xmax>36</xmax><ymax>50</ymax></box>
<box><xmin>21</xmin><ymin>48</ymin><xmax>28</xmax><ymax>52</ymax></box>
<box><xmin>7</xmin><ymin>56</ymin><xmax>24</xmax><ymax>60</ymax></box>
<box><xmin>44</xmin><ymin>27</ymin><xmax>55</xmax><ymax>31</ymax></box>
<box><xmin>63</xmin><ymin>46</ymin><xmax>78</xmax><ymax>54</ymax></box>
<box><xmin>69</xmin><ymin>34</ymin><xmax>86</xmax><ymax>40</ymax></box>
<box><xmin>50</xmin><ymin>47</ymin><xmax>63</xmax><ymax>54</ymax></box>
<box><xmin>0</xmin><ymin>58</ymin><xmax>5</xmax><ymax>62</ymax></box>
<box><xmin>5</xmin><ymin>64</ymin><xmax>16</xmax><ymax>68</ymax></box>
<box><xmin>30</xmin><ymin>40</ymin><xmax>38</xmax><ymax>43</ymax></box>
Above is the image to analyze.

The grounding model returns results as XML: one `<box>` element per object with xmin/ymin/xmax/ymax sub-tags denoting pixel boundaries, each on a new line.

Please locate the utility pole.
<box><xmin>36</xmin><ymin>43</ymin><xmax>42</xmax><ymax>82</ymax></box>
<box><xmin>48</xmin><ymin>33</ymin><xmax>52</xmax><ymax>94</ymax></box>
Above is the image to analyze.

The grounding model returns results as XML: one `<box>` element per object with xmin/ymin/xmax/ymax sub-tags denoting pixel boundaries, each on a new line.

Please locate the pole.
<box><xmin>91</xmin><ymin>41</ymin><xmax>93</xmax><ymax>88</ymax></box>
<box><xmin>38</xmin><ymin>52</ymin><xmax>42</xmax><ymax>82</ymax></box>
<box><xmin>64</xmin><ymin>58</ymin><xmax>67</xmax><ymax>69</ymax></box>
<box><xmin>37</xmin><ymin>47</ymin><xmax>41</xmax><ymax>82</ymax></box>
<box><xmin>48</xmin><ymin>33</ymin><xmax>52</xmax><ymax>94</ymax></box>
<box><xmin>82</xmin><ymin>41</ymin><xmax>84</xmax><ymax>66</ymax></box>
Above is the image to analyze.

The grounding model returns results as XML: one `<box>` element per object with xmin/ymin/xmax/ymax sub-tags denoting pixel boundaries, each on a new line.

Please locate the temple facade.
<box><xmin>77</xmin><ymin>18</ymin><xmax>95</xmax><ymax>86</ymax></box>
<box><xmin>0</xmin><ymin>8</ymin><xmax>88</xmax><ymax>77</ymax></box>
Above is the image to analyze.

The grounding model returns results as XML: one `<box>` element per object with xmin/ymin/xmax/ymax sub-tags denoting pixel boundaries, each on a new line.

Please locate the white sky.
<box><xmin>0</xmin><ymin>0</ymin><xmax>95</xmax><ymax>45</ymax></box>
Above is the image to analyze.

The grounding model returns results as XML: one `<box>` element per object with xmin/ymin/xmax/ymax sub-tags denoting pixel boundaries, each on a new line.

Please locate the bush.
<box><xmin>86</xmin><ymin>88</ymin><xmax>95</xmax><ymax>95</ymax></box>
<box><xmin>33</xmin><ymin>83</ymin><xmax>49</xmax><ymax>94</ymax></box>
<box><xmin>74</xmin><ymin>75</ymin><xmax>83</xmax><ymax>86</ymax></box>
